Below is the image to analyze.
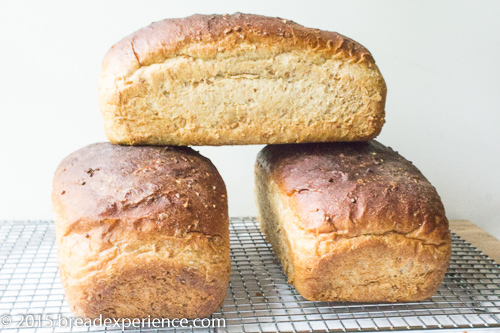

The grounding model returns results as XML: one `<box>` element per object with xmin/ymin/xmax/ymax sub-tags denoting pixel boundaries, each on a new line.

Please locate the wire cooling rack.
<box><xmin>0</xmin><ymin>218</ymin><xmax>499</xmax><ymax>333</ymax></box>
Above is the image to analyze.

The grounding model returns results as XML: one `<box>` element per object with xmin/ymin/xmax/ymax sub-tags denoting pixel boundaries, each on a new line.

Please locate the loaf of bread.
<box><xmin>98</xmin><ymin>13</ymin><xmax>386</xmax><ymax>146</ymax></box>
<box><xmin>52</xmin><ymin>143</ymin><xmax>230</xmax><ymax>319</ymax></box>
<box><xmin>255</xmin><ymin>142</ymin><xmax>451</xmax><ymax>302</ymax></box>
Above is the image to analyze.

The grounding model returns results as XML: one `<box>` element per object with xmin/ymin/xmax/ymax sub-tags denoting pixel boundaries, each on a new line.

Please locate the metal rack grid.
<box><xmin>0</xmin><ymin>218</ymin><xmax>499</xmax><ymax>332</ymax></box>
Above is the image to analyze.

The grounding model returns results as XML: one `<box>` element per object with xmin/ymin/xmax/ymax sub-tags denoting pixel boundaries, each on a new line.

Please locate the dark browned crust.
<box><xmin>102</xmin><ymin>13</ymin><xmax>375</xmax><ymax>78</ymax></box>
<box><xmin>256</xmin><ymin>141</ymin><xmax>450</xmax><ymax>245</ymax></box>
<box><xmin>53</xmin><ymin>143</ymin><xmax>228</xmax><ymax>239</ymax></box>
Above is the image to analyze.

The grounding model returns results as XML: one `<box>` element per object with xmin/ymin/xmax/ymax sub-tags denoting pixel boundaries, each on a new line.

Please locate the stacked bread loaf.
<box><xmin>52</xmin><ymin>13</ymin><xmax>451</xmax><ymax>320</ymax></box>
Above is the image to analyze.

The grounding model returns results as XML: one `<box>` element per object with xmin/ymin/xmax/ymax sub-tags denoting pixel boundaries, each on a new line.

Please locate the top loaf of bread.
<box><xmin>99</xmin><ymin>13</ymin><xmax>387</xmax><ymax>146</ymax></box>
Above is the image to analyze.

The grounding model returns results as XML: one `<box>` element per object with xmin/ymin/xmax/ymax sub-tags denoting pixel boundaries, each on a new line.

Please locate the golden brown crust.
<box><xmin>292</xmin><ymin>234</ymin><xmax>451</xmax><ymax>302</ymax></box>
<box><xmin>255</xmin><ymin>141</ymin><xmax>451</xmax><ymax>302</ymax></box>
<box><xmin>52</xmin><ymin>143</ymin><xmax>229</xmax><ymax>318</ymax></box>
<box><xmin>98</xmin><ymin>13</ymin><xmax>386</xmax><ymax>146</ymax></box>
<box><xmin>102</xmin><ymin>13</ymin><xmax>374</xmax><ymax>79</ymax></box>
<box><xmin>59</xmin><ymin>237</ymin><xmax>229</xmax><ymax>319</ymax></box>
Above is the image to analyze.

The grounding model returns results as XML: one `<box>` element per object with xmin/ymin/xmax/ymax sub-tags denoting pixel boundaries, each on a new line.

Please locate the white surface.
<box><xmin>0</xmin><ymin>1</ymin><xmax>499</xmax><ymax>240</ymax></box>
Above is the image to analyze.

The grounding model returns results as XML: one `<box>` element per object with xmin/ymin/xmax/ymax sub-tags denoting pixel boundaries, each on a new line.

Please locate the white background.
<box><xmin>1</xmin><ymin>1</ymin><xmax>499</xmax><ymax>239</ymax></box>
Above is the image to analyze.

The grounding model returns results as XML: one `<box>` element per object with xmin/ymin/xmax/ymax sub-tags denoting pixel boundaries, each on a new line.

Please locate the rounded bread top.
<box><xmin>101</xmin><ymin>13</ymin><xmax>376</xmax><ymax>80</ymax></box>
<box><xmin>52</xmin><ymin>143</ymin><xmax>228</xmax><ymax>238</ymax></box>
<box><xmin>256</xmin><ymin>141</ymin><xmax>450</xmax><ymax>245</ymax></box>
